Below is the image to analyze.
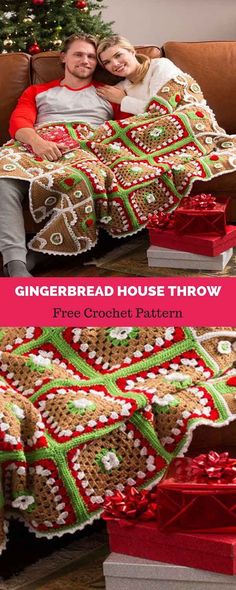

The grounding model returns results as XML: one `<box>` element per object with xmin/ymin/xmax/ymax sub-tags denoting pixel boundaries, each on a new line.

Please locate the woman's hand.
<box><xmin>96</xmin><ymin>85</ymin><xmax>126</xmax><ymax>104</ymax></box>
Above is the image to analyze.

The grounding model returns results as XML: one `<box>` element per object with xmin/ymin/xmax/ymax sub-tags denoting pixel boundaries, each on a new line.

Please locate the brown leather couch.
<box><xmin>0</xmin><ymin>41</ymin><xmax>236</xmax><ymax>229</ymax></box>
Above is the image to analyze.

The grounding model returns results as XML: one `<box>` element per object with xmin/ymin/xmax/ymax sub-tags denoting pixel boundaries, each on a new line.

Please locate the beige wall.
<box><xmin>102</xmin><ymin>0</ymin><xmax>236</xmax><ymax>45</ymax></box>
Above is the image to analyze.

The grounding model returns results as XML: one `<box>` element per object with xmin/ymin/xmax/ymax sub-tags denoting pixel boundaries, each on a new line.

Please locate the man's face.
<box><xmin>61</xmin><ymin>39</ymin><xmax>97</xmax><ymax>81</ymax></box>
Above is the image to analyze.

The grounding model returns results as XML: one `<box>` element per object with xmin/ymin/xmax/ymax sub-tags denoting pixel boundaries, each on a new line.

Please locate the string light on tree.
<box><xmin>4</xmin><ymin>12</ymin><xmax>15</xmax><ymax>19</ymax></box>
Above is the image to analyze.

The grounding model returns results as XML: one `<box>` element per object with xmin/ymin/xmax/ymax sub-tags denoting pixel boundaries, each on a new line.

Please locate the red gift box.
<box><xmin>147</xmin><ymin>225</ymin><xmax>236</xmax><ymax>257</ymax></box>
<box><xmin>157</xmin><ymin>454</ymin><xmax>236</xmax><ymax>534</ymax></box>
<box><xmin>107</xmin><ymin>519</ymin><xmax>236</xmax><ymax>575</ymax></box>
<box><xmin>174</xmin><ymin>197</ymin><xmax>228</xmax><ymax>235</ymax></box>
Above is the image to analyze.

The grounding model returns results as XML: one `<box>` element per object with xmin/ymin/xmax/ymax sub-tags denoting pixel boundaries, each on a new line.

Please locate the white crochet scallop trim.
<box><xmin>35</xmin><ymin>119</ymin><xmax>94</xmax><ymax>130</ymax></box>
<box><xmin>196</xmin><ymin>330</ymin><xmax>236</xmax><ymax>343</ymax></box>
<box><xmin>4</xmin><ymin>508</ymin><xmax>102</xmax><ymax>543</ymax></box>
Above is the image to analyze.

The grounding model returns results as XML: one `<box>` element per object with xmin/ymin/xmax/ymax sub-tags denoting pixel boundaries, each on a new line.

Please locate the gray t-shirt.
<box><xmin>35</xmin><ymin>82</ymin><xmax>114</xmax><ymax>128</ymax></box>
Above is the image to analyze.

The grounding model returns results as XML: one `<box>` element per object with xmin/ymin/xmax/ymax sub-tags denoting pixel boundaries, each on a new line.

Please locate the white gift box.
<box><xmin>103</xmin><ymin>553</ymin><xmax>236</xmax><ymax>590</ymax></box>
<box><xmin>147</xmin><ymin>245</ymin><xmax>233</xmax><ymax>270</ymax></box>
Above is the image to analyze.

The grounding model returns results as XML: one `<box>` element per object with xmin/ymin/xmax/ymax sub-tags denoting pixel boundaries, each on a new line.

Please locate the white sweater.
<box><xmin>118</xmin><ymin>58</ymin><xmax>184</xmax><ymax>115</ymax></box>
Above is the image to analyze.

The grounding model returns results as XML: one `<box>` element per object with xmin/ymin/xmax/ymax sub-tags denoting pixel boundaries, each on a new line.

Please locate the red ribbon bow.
<box><xmin>181</xmin><ymin>194</ymin><xmax>217</xmax><ymax>210</ymax></box>
<box><xmin>147</xmin><ymin>211</ymin><xmax>174</xmax><ymax>229</ymax></box>
<box><xmin>102</xmin><ymin>486</ymin><xmax>158</xmax><ymax>523</ymax></box>
<box><xmin>190</xmin><ymin>451</ymin><xmax>236</xmax><ymax>482</ymax></box>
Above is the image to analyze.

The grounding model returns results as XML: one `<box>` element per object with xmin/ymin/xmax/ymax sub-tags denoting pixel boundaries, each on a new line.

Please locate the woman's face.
<box><xmin>99</xmin><ymin>44</ymin><xmax>138</xmax><ymax>78</ymax></box>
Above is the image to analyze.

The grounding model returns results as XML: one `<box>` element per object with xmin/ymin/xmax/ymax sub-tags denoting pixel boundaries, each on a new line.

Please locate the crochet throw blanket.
<box><xmin>0</xmin><ymin>74</ymin><xmax>235</xmax><ymax>255</ymax></box>
<box><xmin>0</xmin><ymin>326</ymin><xmax>236</xmax><ymax>553</ymax></box>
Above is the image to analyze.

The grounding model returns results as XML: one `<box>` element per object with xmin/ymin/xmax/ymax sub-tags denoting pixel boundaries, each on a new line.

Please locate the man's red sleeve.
<box><xmin>9</xmin><ymin>86</ymin><xmax>37</xmax><ymax>138</ymax></box>
<box><xmin>111</xmin><ymin>102</ymin><xmax>132</xmax><ymax>120</ymax></box>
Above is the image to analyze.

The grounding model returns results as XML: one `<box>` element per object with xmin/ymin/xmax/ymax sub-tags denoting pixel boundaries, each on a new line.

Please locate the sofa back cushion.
<box><xmin>32</xmin><ymin>45</ymin><xmax>161</xmax><ymax>85</ymax></box>
<box><xmin>162</xmin><ymin>41</ymin><xmax>236</xmax><ymax>134</ymax></box>
<box><xmin>0</xmin><ymin>53</ymin><xmax>31</xmax><ymax>145</ymax></box>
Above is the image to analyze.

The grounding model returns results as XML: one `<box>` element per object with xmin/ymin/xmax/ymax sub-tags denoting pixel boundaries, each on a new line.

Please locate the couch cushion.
<box><xmin>162</xmin><ymin>41</ymin><xmax>236</xmax><ymax>134</ymax></box>
<box><xmin>0</xmin><ymin>53</ymin><xmax>31</xmax><ymax>144</ymax></box>
<box><xmin>32</xmin><ymin>46</ymin><xmax>161</xmax><ymax>85</ymax></box>
<box><xmin>32</xmin><ymin>51</ymin><xmax>64</xmax><ymax>84</ymax></box>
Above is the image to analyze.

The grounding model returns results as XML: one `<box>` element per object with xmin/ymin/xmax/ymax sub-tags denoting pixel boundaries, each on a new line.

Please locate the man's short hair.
<box><xmin>61</xmin><ymin>33</ymin><xmax>98</xmax><ymax>54</ymax></box>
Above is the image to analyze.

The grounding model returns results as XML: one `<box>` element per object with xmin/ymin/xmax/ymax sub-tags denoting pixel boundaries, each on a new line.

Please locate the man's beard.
<box><xmin>66</xmin><ymin>64</ymin><xmax>95</xmax><ymax>80</ymax></box>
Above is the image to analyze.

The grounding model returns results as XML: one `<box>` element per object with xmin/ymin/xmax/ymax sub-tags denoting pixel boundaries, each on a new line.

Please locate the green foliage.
<box><xmin>0</xmin><ymin>0</ymin><xmax>114</xmax><ymax>53</ymax></box>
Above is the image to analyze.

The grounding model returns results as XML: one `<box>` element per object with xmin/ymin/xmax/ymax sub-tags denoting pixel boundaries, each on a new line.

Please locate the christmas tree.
<box><xmin>0</xmin><ymin>0</ymin><xmax>114</xmax><ymax>54</ymax></box>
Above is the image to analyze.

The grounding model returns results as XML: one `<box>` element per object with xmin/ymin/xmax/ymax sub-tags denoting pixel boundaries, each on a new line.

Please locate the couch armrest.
<box><xmin>0</xmin><ymin>53</ymin><xmax>31</xmax><ymax>145</ymax></box>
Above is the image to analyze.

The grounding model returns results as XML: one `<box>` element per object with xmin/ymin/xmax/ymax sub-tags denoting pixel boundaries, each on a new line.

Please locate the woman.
<box><xmin>96</xmin><ymin>35</ymin><xmax>184</xmax><ymax>115</ymax></box>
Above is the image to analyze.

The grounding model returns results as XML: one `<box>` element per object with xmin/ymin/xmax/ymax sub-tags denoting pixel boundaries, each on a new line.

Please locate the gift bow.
<box><xmin>181</xmin><ymin>194</ymin><xmax>217</xmax><ymax>210</ymax></box>
<box><xmin>190</xmin><ymin>451</ymin><xmax>236</xmax><ymax>481</ymax></box>
<box><xmin>102</xmin><ymin>486</ymin><xmax>158</xmax><ymax>522</ymax></box>
<box><xmin>147</xmin><ymin>211</ymin><xmax>174</xmax><ymax>229</ymax></box>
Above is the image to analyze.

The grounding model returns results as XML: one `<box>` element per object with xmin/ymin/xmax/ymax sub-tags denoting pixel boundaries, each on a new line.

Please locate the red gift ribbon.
<box><xmin>180</xmin><ymin>194</ymin><xmax>217</xmax><ymax>210</ymax></box>
<box><xmin>147</xmin><ymin>211</ymin><xmax>174</xmax><ymax>229</ymax></box>
<box><xmin>190</xmin><ymin>451</ymin><xmax>236</xmax><ymax>482</ymax></box>
<box><xmin>102</xmin><ymin>486</ymin><xmax>158</xmax><ymax>523</ymax></box>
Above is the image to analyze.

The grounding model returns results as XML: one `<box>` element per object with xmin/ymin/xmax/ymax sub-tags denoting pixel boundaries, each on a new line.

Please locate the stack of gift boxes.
<box><xmin>103</xmin><ymin>450</ymin><xmax>236</xmax><ymax>589</ymax></box>
<box><xmin>147</xmin><ymin>194</ymin><xmax>236</xmax><ymax>271</ymax></box>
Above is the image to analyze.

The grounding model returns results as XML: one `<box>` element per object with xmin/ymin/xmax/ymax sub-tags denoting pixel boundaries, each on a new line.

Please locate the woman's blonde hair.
<box><xmin>97</xmin><ymin>35</ymin><xmax>150</xmax><ymax>85</ymax></box>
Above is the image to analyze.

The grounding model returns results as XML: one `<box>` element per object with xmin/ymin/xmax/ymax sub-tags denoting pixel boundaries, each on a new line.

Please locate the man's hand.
<box><xmin>30</xmin><ymin>136</ymin><xmax>64</xmax><ymax>161</ymax></box>
<box><xmin>15</xmin><ymin>128</ymin><xmax>65</xmax><ymax>161</ymax></box>
<box><xmin>96</xmin><ymin>85</ymin><xmax>126</xmax><ymax>104</ymax></box>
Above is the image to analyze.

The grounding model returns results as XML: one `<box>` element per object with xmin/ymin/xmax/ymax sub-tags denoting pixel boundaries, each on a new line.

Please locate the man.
<box><xmin>0</xmin><ymin>33</ymin><xmax>121</xmax><ymax>277</ymax></box>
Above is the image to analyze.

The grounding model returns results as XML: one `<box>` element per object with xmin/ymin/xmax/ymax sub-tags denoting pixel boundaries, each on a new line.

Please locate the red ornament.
<box><xmin>32</xmin><ymin>0</ymin><xmax>45</xmax><ymax>4</ymax></box>
<box><xmin>75</xmin><ymin>0</ymin><xmax>87</xmax><ymax>8</ymax></box>
<box><xmin>28</xmin><ymin>42</ymin><xmax>41</xmax><ymax>55</ymax></box>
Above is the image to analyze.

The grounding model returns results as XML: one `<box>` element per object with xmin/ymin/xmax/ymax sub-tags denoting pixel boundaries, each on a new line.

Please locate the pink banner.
<box><xmin>0</xmin><ymin>277</ymin><xmax>233</xmax><ymax>327</ymax></box>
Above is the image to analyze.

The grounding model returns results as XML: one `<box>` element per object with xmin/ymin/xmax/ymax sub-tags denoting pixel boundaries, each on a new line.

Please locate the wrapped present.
<box><xmin>157</xmin><ymin>452</ymin><xmax>236</xmax><ymax>534</ymax></box>
<box><xmin>105</xmin><ymin>522</ymin><xmax>236</xmax><ymax>576</ymax></box>
<box><xmin>104</xmin><ymin>480</ymin><xmax>236</xmax><ymax>575</ymax></box>
<box><xmin>174</xmin><ymin>195</ymin><xmax>228</xmax><ymax>235</ymax></box>
<box><xmin>147</xmin><ymin>225</ymin><xmax>236</xmax><ymax>257</ymax></box>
